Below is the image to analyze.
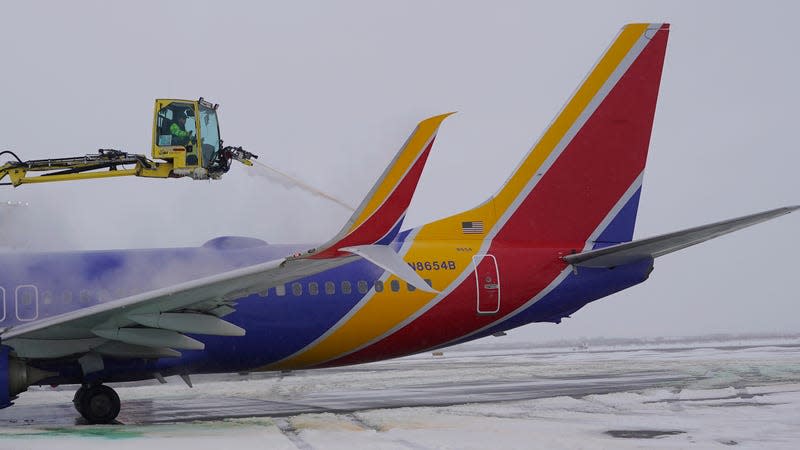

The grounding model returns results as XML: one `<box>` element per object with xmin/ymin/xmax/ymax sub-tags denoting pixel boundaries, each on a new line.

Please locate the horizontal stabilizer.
<box><xmin>564</xmin><ymin>206</ymin><xmax>799</xmax><ymax>268</ymax></box>
<box><xmin>340</xmin><ymin>245</ymin><xmax>438</xmax><ymax>293</ymax></box>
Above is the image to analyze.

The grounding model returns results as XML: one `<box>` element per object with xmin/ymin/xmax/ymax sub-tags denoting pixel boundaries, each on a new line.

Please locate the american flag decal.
<box><xmin>461</xmin><ymin>221</ymin><xmax>484</xmax><ymax>234</ymax></box>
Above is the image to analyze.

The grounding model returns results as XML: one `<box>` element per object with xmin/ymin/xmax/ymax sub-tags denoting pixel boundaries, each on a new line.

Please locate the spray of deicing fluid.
<box><xmin>247</xmin><ymin>160</ymin><xmax>356</xmax><ymax>212</ymax></box>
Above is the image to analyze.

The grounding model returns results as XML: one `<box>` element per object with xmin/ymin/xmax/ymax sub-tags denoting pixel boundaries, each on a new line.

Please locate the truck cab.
<box><xmin>153</xmin><ymin>98</ymin><xmax>223</xmax><ymax>179</ymax></box>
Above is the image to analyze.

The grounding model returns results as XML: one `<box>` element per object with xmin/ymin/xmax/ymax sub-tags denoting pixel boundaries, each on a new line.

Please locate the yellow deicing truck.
<box><xmin>0</xmin><ymin>98</ymin><xmax>257</xmax><ymax>187</ymax></box>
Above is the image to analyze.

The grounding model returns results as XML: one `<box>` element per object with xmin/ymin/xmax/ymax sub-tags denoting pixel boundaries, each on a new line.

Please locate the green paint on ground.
<box><xmin>0</xmin><ymin>427</ymin><xmax>143</xmax><ymax>440</ymax></box>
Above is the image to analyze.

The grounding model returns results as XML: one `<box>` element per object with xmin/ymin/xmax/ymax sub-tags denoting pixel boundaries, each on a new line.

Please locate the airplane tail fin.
<box><xmin>498</xmin><ymin>22</ymin><xmax>668</xmax><ymax>247</ymax></box>
<box><xmin>304</xmin><ymin>113</ymin><xmax>453</xmax><ymax>259</ymax></box>
<box><xmin>428</xmin><ymin>24</ymin><xmax>669</xmax><ymax>249</ymax></box>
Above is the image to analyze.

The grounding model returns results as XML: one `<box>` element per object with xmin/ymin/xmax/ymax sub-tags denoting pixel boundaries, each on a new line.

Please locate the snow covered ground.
<box><xmin>0</xmin><ymin>337</ymin><xmax>798</xmax><ymax>449</ymax></box>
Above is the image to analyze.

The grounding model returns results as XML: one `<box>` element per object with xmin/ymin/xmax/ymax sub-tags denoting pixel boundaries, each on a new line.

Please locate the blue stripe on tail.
<box><xmin>593</xmin><ymin>187</ymin><xmax>642</xmax><ymax>248</ymax></box>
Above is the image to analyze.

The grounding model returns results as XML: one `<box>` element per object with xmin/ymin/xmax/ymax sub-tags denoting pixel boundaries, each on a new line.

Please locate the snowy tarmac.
<box><xmin>0</xmin><ymin>338</ymin><xmax>798</xmax><ymax>448</ymax></box>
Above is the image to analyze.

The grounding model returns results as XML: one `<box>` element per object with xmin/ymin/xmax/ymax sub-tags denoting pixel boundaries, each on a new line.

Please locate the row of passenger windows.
<box><xmin>1</xmin><ymin>278</ymin><xmax>432</xmax><ymax>312</ymax></box>
<box><xmin>0</xmin><ymin>286</ymin><xmax>133</xmax><ymax>323</ymax></box>
<box><xmin>271</xmin><ymin>279</ymin><xmax>432</xmax><ymax>297</ymax></box>
<box><xmin>1</xmin><ymin>287</ymin><xmax>129</xmax><ymax>306</ymax></box>
<box><xmin>49</xmin><ymin>289</ymin><xmax>131</xmax><ymax>305</ymax></box>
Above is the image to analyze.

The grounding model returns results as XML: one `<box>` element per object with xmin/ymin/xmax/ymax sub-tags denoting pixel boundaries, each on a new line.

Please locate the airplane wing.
<box><xmin>0</xmin><ymin>113</ymin><xmax>452</xmax><ymax>361</ymax></box>
<box><xmin>3</xmin><ymin>258</ymin><xmax>323</xmax><ymax>357</ymax></box>
<box><xmin>564</xmin><ymin>206</ymin><xmax>799</xmax><ymax>268</ymax></box>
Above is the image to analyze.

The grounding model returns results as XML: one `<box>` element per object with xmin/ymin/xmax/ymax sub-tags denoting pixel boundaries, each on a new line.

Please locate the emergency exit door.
<box><xmin>472</xmin><ymin>254</ymin><xmax>500</xmax><ymax>315</ymax></box>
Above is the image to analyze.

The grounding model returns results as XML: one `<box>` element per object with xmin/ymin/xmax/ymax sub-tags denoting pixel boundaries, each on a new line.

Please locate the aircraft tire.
<box><xmin>79</xmin><ymin>384</ymin><xmax>120</xmax><ymax>424</ymax></box>
<box><xmin>72</xmin><ymin>385</ymin><xmax>88</xmax><ymax>416</ymax></box>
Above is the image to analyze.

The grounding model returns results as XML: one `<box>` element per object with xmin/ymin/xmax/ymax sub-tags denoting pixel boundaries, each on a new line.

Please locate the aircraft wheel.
<box><xmin>78</xmin><ymin>384</ymin><xmax>120</xmax><ymax>424</ymax></box>
<box><xmin>72</xmin><ymin>385</ymin><xmax>88</xmax><ymax>415</ymax></box>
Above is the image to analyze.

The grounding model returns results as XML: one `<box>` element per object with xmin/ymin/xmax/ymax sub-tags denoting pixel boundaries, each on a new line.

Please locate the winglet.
<box><xmin>300</xmin><ymin>113</ymin><xmax>454</xmax><ymax>259</ymax></box>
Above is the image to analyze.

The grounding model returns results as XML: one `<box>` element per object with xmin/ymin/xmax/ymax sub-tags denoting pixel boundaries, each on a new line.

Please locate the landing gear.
<box><xmin>72</xmin><ymin>384</ymin><xmax>121</xmax><ymax>424</ymax></box>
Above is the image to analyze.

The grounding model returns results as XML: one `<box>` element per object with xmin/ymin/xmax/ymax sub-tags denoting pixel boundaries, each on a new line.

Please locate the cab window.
<box><xmin>156</xmin><ymin>102</ymin><xmax>198</xmax><ymax>165</ymax></box>
<box><xmin>199</xmin><ymin>105</ymin><xmax>220</xmax><ymax>167</ymax></box>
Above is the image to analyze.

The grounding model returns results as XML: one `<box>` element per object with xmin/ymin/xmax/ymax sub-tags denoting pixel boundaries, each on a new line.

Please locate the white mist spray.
<box><xmin>246</xmin><ymin>160</ymin><xmax>355</xmax><ymax>212</ymax></box>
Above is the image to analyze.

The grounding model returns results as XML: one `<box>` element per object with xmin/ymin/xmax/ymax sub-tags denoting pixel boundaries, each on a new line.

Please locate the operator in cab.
<box><xmin>170</xmin><ymin>112</ymin><xmax>193</xmax><ymax>146</ymax></box>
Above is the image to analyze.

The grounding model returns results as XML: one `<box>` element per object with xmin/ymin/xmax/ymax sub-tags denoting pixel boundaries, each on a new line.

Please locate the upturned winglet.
<box><xmin>301</xmin><ymin>113</ymin><xmax>454</xmax><ymax>259</ymax></box>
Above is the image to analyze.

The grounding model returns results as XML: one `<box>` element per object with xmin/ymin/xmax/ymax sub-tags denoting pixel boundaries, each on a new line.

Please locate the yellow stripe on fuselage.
<box><xmin>270</xmin><ymin>25</ymin><xmax>649</xmax><ymax>369</ymax></box>
<box><xmin>269</xmin><ymin>236</ymin><xmax>483</xmax><ymax>370</ymax></box>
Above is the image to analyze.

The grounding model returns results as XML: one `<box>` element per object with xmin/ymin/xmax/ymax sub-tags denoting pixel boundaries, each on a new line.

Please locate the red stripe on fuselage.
<box><xmin>327</xmin><ymin>29</ymin><xmax>669</xmax><ymax>365</ymax></box>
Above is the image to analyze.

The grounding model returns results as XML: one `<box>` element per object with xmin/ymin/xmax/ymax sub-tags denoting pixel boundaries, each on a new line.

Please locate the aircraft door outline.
<box><xmin>472</xmin><ymin>254</ymin><xmax>500</xmax><ymax>315</ymax></box>
<box><xmin>0</xmin><ymin>287</ymin><xmax>5</xmax><ymax>323</ymax></box>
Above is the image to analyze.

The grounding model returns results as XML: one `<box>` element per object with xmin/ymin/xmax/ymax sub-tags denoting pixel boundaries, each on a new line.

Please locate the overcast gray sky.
<box><xmin>0</xmin><ymin>1</ymin><xmax>797</xmax><ymax>341</ymax></box>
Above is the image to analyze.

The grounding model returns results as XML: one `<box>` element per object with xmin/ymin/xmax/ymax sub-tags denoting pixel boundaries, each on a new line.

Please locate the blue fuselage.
<box><xmin>0</xmin><ymin>233</ymin><xmax>652</xmax><ymax>385</ymax></box>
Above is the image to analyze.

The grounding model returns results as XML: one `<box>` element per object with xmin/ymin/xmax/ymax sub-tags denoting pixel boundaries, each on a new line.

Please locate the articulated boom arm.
<box><xmin>0</xmin><ymin>147</ymin><xmax>257</xmax><ymax>187</ymax></box>
<box><xmin>0</xmin><ymin>149</ymin><xmax>166</xmax><ymax>186</ymax></box>
<box><xmin>0</xmin><ymin>97</ymin><xmax>257</xmax><ymax>187</ymax></box>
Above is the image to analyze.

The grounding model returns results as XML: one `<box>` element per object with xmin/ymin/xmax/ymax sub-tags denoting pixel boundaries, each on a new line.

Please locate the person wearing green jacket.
<box><xmin>170</xmin><ymin>114</ymin><xmax>193</xmax><ymax>146</ymax></box>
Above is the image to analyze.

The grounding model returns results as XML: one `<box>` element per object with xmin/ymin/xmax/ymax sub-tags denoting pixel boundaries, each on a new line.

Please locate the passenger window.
<box><xmin>309</xmin><ymin>282</ymin><xmax>319</xmax><ymax>296</ymax></box>
<box><xmin>390</xmin><ymin>280</ymin><xmax>400</xmax><ymax>292</ymax></box>
<box><xmin>156</xmin><ymin>102</ymin><xmax>197</xmax><ymax>151</ymax></box>
<box><xmin>341</xmin><ymin>281</ymin><xmax>352</xmax><ymax>294</ymax></box>
<box><xmin>374</xmin><ymin>280</ymin><xmax>384</xmax><ymax>292</ymax></box>
<box><xmin>79</xmin><ymin>290</ymin><xmax>91</xmax><ymax>304</ymax></box>
<box><xmin>291</xmin><ymin>282</ymin><xmax>303</xmax><ymax>296</ymax></box>
<box><xmin>62</xmin><ymin>291</ymin><xmax>72</xmax><ymax>305</ymax></box>
<box><xmin>275</xmin><ymin>285</ymin><xmax>286</xmax><ymax>296</ymax></box>
<box><xmin>42</xmin><ymin>290</ymin><xmax>53</xmax><ymax>305</ymax></box>
<box><xmin>325</xmin><ymin>281</ymin><xmax>335</xmax><ymax>295</ymax></box>
<box><xmin>407</xmin><ymin>283</ymin><xmax>416</xmax><ymax>292</ymax></box>
<box><xmin>424</xmin><ymin>279</ymin><xmax>433</xmax><ymax>288</ymax></box>
<box><xmin>357</xmin><ymin>280</ymin><xmax>368</xmax><ymax>294</ymax></box>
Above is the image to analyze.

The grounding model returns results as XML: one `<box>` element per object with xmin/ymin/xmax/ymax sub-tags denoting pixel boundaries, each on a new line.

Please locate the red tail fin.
<box><xmin>424</xmin><ymin>24</ymin><xmax>669</xmax><ymax>249</ymax></box>
<box><xmin>497</xmin><ymin>23</ymin><xmax>669</xmax><ymax>246</ymax></box>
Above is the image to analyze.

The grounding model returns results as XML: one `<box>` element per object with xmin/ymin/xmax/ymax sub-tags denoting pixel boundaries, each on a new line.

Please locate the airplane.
<box><xmin>0</xmin><ymin>22</ymin><xmax>796</xmax><ymax>424</ymax></box>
